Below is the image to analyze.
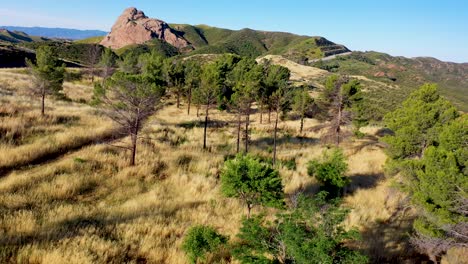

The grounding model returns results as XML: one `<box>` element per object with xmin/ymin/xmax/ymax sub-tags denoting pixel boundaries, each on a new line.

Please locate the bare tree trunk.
<box><xmin>300</xmin><ymin>113</ymin><xmax>304</xmax><ymax>134</ymax></box>
<box><xmin>247</xmin><ymin>203</ymin><xmax>252</xmax><ymax>219</ymax></box>
<box><xmin>245</xmin><ymin>111</ymin><xmax>250</xmax><ymax>153</ymax></box>
<box><xmin>196</xmin><ymin>104</ymin><xmax>200</xmax><ymax>117</ymax></box>
<box><xmin>176</xmin><ymin>89</ymin><xmax>180</xmax><ymax>108</ymax></box>
<box><xmin>41</xmin><ymin>92</ymin><xmax>45</xmax><ymax>116</ymax></box>
<box><xmin>203</xmin><ymin>104</ymin><xmax>209</xmax><ymax>149</ymax></box>
<box><xmin>187</xmin><ymin>88</ymin><xmax>191</xmax><ymax>115</ymax></box>
<box><xmin>268</xmin><ymin>108</ymin><xmax>271</xmax><ymax>123</ymax></box>
<box><xmin>259</xmin><ymin>102</ymin><xmax>263</xmax><ymax>124</ymax></box>
<box><xmin>336</xmin><ymin>95</ymin><xmax>342</xmax><ymax>146</ymax></box>
<box><xmin>237</xmin><ymin>110</ymin><xmax>241</xmax><ymax>153</ymax></box>
<box><xmin>130</xmin><ymin>117</ymin><xmax>140</xmax><ymax>166</ymax></box>
<box><xmin>130</xmin><ymin>133</ymin><xmax>137</xmax><ymax>166</ymax></box>
<box><xmin>273</xmin><ymin>109</ymin><xmax>279</xmax><ymax>165</ymax></box>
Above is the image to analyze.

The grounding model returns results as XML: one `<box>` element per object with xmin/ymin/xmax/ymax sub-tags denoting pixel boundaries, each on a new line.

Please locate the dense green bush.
<box><xmin>383</xmin><ymin>84</ymin><xmax>466</xmax><ymax>259</ymax></box>
<box><xmin>231</xmin><ymin>192</ymin><xmax>368</xmax><ymax>264</ymax></box>
<box><xmin>221</xmin><ymin>154</ymin><xmax>284</xmax><ymax>217</ymax></box>
<box><xmin>307</xmin><ymin>148</ymin><xmax>349</xmax><ymax>196</ymax></box>
<box><xmin>182</xmin><ymin>225</ymin><xmax>228</xmax><ymax>264</ymax></box>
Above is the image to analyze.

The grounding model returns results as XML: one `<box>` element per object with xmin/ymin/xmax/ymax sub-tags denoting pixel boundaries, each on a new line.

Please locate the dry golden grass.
<box><xmin>0</xmin><ymin>69</ymin><xmax>417</xmax><ymax>263</ymax></box>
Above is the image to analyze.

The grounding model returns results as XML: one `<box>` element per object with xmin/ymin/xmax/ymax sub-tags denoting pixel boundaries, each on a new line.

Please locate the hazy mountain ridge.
<box><xmin>0</xmin><ymin>26</ymin><xmax>107</xmax><ymax>40</ymax></box>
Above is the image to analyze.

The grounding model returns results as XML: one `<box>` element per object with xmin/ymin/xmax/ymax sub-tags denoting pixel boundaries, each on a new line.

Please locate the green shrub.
<box><xmin>307</xmin><ymin>148</ymin><xmax>349</xmax><ymax>197</ymax></box>
<box><xmin>182</xmin><ymin>225</ymin><xmax>228</xmax><ymax>264</ymax></box>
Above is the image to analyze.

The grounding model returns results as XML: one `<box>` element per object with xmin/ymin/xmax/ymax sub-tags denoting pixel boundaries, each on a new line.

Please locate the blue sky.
<box><xmin>0</xmin><ymin>0</ymin><xmax>467</xmax><ymax>62</ymax></box>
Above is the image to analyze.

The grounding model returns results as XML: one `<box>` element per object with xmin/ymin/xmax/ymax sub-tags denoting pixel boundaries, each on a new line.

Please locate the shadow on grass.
<box><xmin>251</xmin><ymin>135</ymin><xmax>319</xmax><ymax>150</ymax></box>
<box><xmin>358</xmin><ymin>213</ymin><xmax>430</xmax><ymax>263</ymax></box>
<box><xmin>175</xmin><ymin>119</ymin><xmax>233</xmax><ymax>129</ymax></box>
<box><xmin>0</xmin><ymin>200</ymin><xmax>206</xmax><ymax>250</ymax></box>
<box><xmin>289</xmin><ymin>173</ymin><xmax>385</xmax><ymax>200</ymax></box>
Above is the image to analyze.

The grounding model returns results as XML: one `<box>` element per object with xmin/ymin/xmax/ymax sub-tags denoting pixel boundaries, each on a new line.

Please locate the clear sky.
<box><xmin>0</xmin><ymin>0</ymin><xmax>467</xmax><ymax>62</ymax></box>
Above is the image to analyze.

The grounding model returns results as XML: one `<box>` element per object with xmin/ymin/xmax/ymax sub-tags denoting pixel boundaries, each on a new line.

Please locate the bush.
<box><xmin>231</xmin><ymin>192</ymin><xmax>368</xmax><ymax>264</ymax></box>
<box><xmin>182</xmin><ymin>225</ymin><xmax>228</xmax><ymax>264</ymax></box>
<box><xmin>221</xmin><ymin>154</ymin><xmax>284</xmax><ymax>217</ymax></box>
<box><xmin>307</xmin><ymin>148</ymin><xmax>349</xmax><ymax>197</ymax></box>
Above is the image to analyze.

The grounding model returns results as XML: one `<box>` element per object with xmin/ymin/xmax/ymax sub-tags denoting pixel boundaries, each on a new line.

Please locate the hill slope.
<box><xmin>0</xmin><ymin>29</ymin><xmax>49</xmax><ymax>44</ymax></box>
<box><xmin>98</xmin><ymin>7</ymin><xmax>349</xmax><ymax>60</ymax></box>
<box><xmin>313</xmin><ymin>51</ymin><xmax>468</xmax><ymax>112</ymax></box>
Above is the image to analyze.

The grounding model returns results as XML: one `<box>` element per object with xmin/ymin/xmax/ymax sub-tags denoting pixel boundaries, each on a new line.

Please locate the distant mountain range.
<box><xmin>0</xmin><ymin>26</ymin><xmax>107</xmax><ymax>40</ymax></box>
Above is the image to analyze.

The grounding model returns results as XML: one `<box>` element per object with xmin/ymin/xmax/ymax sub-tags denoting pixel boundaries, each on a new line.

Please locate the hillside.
<box><xmin>0</xmin><ymin>26</ymin><xmax>107</xmax><ymax>40</ymax></box>
<box><xmin>313</xmin><ymin>51</ymin><xmax>468</xmax><ymax>112</ymax></box>
<box><xmin>170</xmin><ymin>24</ymin><xmax>350</xmax><ymax>61</ymax></box>
<box><xmin>0</xmin><ymin>68</ymin><xmax>418</xmax><ymax>263</ymax></box>
<box><xmin>0</xmin><ymin>29</ymin><xmax>49</xmax><ymax>44</ymax></box>
<box><xmin>98</xmin><ymin>7</ymin><xmax>349</xmax><ymax>60</ymax></box>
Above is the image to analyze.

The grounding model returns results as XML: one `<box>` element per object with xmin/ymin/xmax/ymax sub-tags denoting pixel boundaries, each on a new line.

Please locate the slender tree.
<box><xmin>230</xmin><ymin>58</ymin><xmax>263</xmax><ymax>153</ymax></box>
<box><xmin>164</xmin><ymin>59</ymin><xmax>185</xmax><ymax>108</ymax></box>
<box><xmin>265</xmin><ymin>64</ymin><xmax>291</xmax><ymax>164</ymax></box>
<box><xmin>184</xmin><ymin>60</ymin><xmax>201</xmax><ymax>115</ymax></box>
<box><xmin>99</xmin><ymin>48</ymin><xmax>116</xmax><ymax>80</ymax></box>
<box><xmin>26</xmin><ymin>45</ymin><xmax>65</xmax><ymax>116</ymax></box>
<box><xmin>316</xmin><ymin>75</ymin><xmax>363</xmax><ymax>145</ymax></box>
<box><xmin>293</xmin><ymin>87</ymin><xmax>314</xmax><ymax>134</ymax></box>
<box><xmin>193</xmin><ymin>63</ymin><xmax>221</xmax><ymax>149</ymax></box>
<box><xmin>94</xmin><ymin>72</ymin><xmax>164</xmax><ymax>166</ymax></box>
<box><xmin>86</xmin><ymin>44</ymin><xmax>102</xmax><ymax>83</ymax></box>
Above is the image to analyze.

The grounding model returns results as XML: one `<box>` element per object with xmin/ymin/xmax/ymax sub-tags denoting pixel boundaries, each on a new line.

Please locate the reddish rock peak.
<box><xmin>100</xmin><ymin>7</ymin><xmax>191</xmax><ymax>50</ymax></box>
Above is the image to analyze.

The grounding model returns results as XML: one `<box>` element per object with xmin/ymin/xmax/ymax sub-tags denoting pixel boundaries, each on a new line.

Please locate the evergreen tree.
<box><xmin>230</xmin><ymin>58</ymin><xmax>263</xmax><ymax>153</ymax></box>
<box><xmin>292</xmin><ymin>87</ymin><xmax>314</xmax><ymax>134</ymax></box>
<box><xmin>221</xmin><ymin>154</ymin><xmax>284</xmax><ymax>218</ymax></box>
<box><xmin>98</xmin><ymin>47</ymin><xmax>116</xmax><ymax>80</ymax></box>
<box><xmin>94</xmin><ymin>72</ymin><xmax>165</xmax><ymax>166</ymax></box>
<box><xmin>26</xmin><ymin>45</ymin><xmax>65</xmax><ymax>116</ymax></box>
<box><xmin>232</xmin><ymin>193</ymin><xmax>368</xmax><ymax>264</ymax></box>
<box><xmin>383</xmin><ymin>83</ymin><xmax>458</xmax><ymax>160</ymax></box>
<box><xmin>184</xmin><ymin>60</ymin><xmax>201</xmax><ymax>115</ymax></box>
<box><xmin>163</xmin><ymin>58</ymin><xmax>186</xmax><ymax>108</ymax></box>
<box><xmin>193</xmin><ymin>63</ymin><xmax>221</xmax><ymax>149</ymax></box>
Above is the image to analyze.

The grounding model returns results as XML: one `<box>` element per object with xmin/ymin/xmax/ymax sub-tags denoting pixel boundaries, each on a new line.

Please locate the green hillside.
<box><xmin>0</xmin><ymin>29</ymin><xmax>48</xmax><ymax>44</ymax></box>
<box><xmin>75</xmin><ymin>36</ymin><xmax>104</xmax><ymax>44</ymax></box>
<box><xmin>313</xmin><ymin>51</ymin><xmax>468</xmax><ymax>112</ymax></box>
<box><xmin>169</xmin><ymin>24</ymin><xmax>349</xmax><ymax>60</ymax></box>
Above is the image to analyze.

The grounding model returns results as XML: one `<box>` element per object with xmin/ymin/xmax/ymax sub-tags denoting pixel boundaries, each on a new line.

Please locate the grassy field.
<box><xmin>0</xmin><ymin>68</ymin><xmax>418</xmax><ymax>263</ymax></box>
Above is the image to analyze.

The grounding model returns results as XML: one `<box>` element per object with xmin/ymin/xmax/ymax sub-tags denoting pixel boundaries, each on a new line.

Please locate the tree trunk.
<box><xmin>336</xmin><ymin>103</ymin><xmax>342</xmax><ymax>146</ymax></box>
<box><xmin>268</xmin><ymin>108</ymin><xmax>271</xmax><ymax>123</ymax></box>
<box><xmin>300</xmin><ymin>113</ymin><xmax>304</xmax><ymax>134</ymax></box>
<box><xmin>237</xmin><ymin>110</ymin><xmax>241</xmax><ymax>153</ymax></box>
<box><xmin>244</xmin><ymin>112</ymin><xmax>250</xmax><ymax>153</ymax></box>
<box><xmin>273</xmin><ymin>109</ymin><xmax>279</xmax><ymax>165</ymax></box>
<box><xmin>41</xmin><ymin>92</ymin><xmax>45</xmax><ymax>116</ymax></box>
<box><xmin>130</xmin><ymin>132</ymin><xmax>137</xmax><ymax>166</ymax></box>
<box><xmin>196</xmin><ymin>105</ymin><xmax>200</xmax><ymax>117</ymax></box>
<box><xmin>247</xmin><ymin>203</ymin><xmax>252</xmax><ymax>219</ymax></box>
<box><xmin>130</xmin><ymin>114</ymin><xmax>140</xmax><ymax>166</ymax></box>
<box><xmin>203</xmin><ymin>104</ymin><xmax>209</xmax><ymax>149</ymax></box>
<box><xmin>187</xmin><ymin>88</ymin><xmax>191</xmax><ymax>115</ymax></box>
<box><xmin>259</xmin><ymin>102</ymin><xmax>263</xmax><ymax>124</ymax></box>
<box><xmin>176</xmin><ymin>89</ymin><xmax>180</xmax><ymax>108</ymax></box>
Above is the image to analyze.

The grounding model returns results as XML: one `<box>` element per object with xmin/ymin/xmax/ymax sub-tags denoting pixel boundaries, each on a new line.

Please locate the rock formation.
<box><xmin>100</xmin><ymin>7</ymin><xmax>191</xmax><ymax>50</ymax></box>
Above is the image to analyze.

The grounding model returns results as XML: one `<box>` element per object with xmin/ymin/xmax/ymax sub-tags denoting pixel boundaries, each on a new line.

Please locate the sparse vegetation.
<box><xmin>0</xmin><ymin>14</ymin><xmax>465</xmax><ymax>263</ymax></box>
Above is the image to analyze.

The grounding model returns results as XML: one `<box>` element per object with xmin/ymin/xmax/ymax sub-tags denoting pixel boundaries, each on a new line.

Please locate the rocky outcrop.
<box><xmin>100</xmin><ymin>7</ymin><xmax>191</xmax><ymax>50</ymax></box>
